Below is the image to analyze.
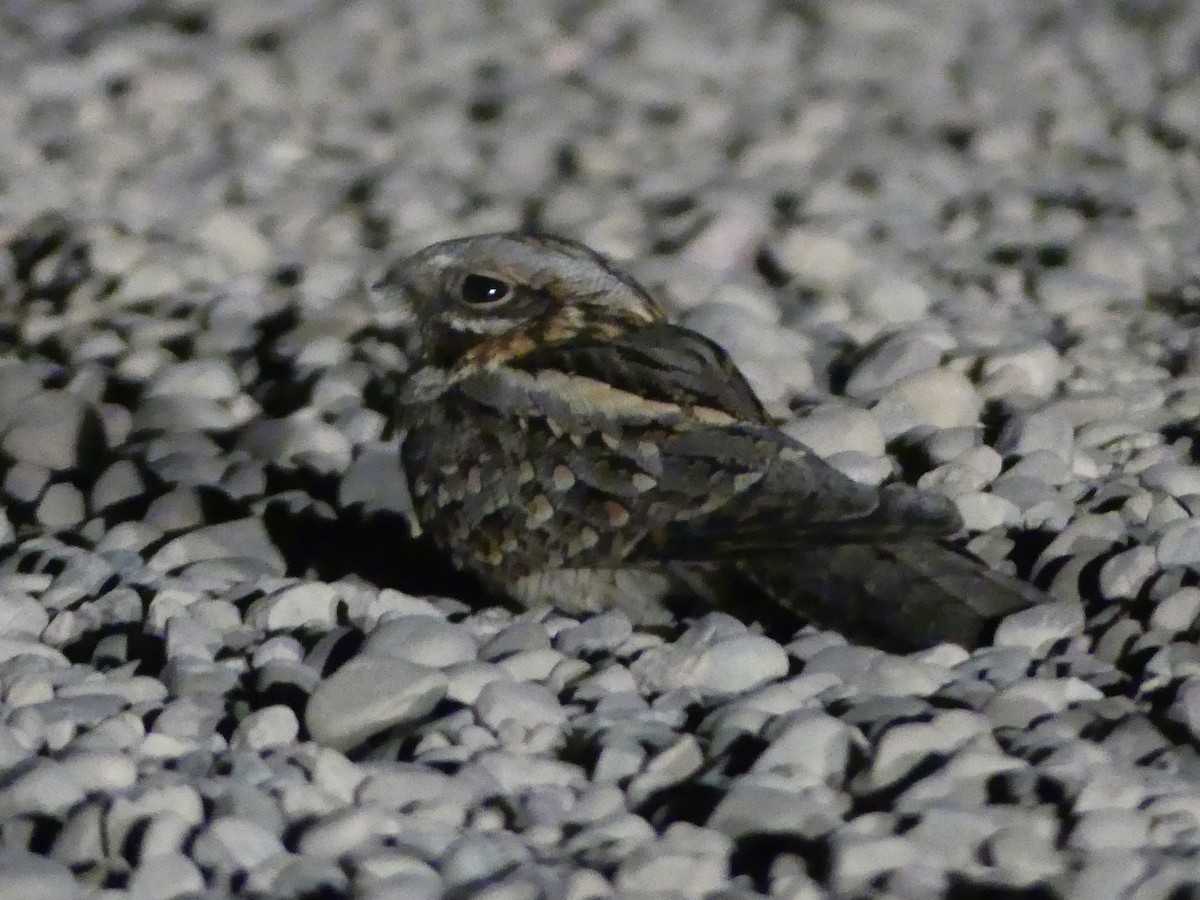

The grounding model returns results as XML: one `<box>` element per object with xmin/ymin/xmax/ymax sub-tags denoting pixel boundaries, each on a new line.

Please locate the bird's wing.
<box><xmin>451</xmin><ymin>324</ymin><xmax>960</xmax><ymax>565</ymax></box>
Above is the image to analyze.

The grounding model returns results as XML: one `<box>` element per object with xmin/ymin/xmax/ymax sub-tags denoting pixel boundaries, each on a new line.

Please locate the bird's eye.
<box><xmin>457</xmin><ymin>273</ymin><xmax>513</xmax><ymax>306</ymax></box>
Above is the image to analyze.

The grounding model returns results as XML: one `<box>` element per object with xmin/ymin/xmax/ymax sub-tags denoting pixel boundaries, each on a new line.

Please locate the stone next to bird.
<box><xmin>375</xmin><ymin>232</ymin><xmax>1058</xmax><ymax>652</ymax></box>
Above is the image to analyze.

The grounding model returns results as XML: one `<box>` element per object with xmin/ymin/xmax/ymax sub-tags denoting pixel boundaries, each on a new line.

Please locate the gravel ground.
<box><xmin>1</xmin><ymin>1</ymin><xmax>1200</xmax><ymax>897</ymax></box>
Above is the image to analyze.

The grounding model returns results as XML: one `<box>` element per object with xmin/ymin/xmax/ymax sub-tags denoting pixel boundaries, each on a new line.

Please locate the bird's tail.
<box><xmin>741</xmin><ymin>541</ymin><xmax>1046</xmax><ymax>652</ymax></box>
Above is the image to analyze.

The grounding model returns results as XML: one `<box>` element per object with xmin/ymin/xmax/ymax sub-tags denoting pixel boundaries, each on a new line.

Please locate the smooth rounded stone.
<box><xmin>1068</xmin><ymin>806</ymin><xmax>1152</xmax><ymax>852</ymax></box>
<box><xmin>978</xmin><ymin>342</ymin><xmax>1062</xmax><ymax>400</ymax></box>
<box><xmin>954</xmin><ymin>491</ymin><xmax>1021</xmax><ymax>531</ymax></box>
<box><xmin>469</xmin><ymin>750</ymin><xmax>585</xmax><ymax>795</ymax></box>
<box><xmin>246</xmin><ymin>581</ymin><xmax>339</xmax><ymax>631</ymax></box>
<box><xmin>1140</xmin><ymin>462</ymin><xmax>1200</xmax><ymax>498</ymax></box>
<box><xmin>855</xmin><ymin>275</ymin><xmax>932</xmax><ymax>325</ymax></box>
<box><xmin>231</xmin><ymin>705</ymin><xmax>300</xmax><ymax>751</ymax></box>
<box><xmin>708</xmin><ymin>784</ymin><xmax>848</xmax><ymax>840</ymax></box>
<box><xmin>615</xmin><ymin>846</ymin><xmax>728</xmax><ymax>896</ymax></box>
<box><xmin>439</xmin><ymin>832</ymin><xmax>533</xmax><ymax>891</ymax></box>
<box><xmin>1157</xmin><ymin>520</ymin><xmax>1200</xmax><ymax>568</ymax></box>
<box><xmin>631</xmin><ymin>634</ymin><xmax>788</xmax><ymax>697</ymax></box>
<box><xmin>363</xmin><ymin>616</ymin><xmax>479</xmax><ymax>668</ymax></box>
<box><xmin>783</xmin><ymin>405</ymin><xmax>885</xmax><ymax>458</ymax></box>
<box><xmin>626</xmin><ymin>735</ymin><xmax>704</xmax><ymax>805</ymax></box>
<box><xmin>751</xmin><ymin>710</ymin><xmax>862</xmax><ymax>785</ymax></box>
<box><xmin>1098</xmin><ymin>545</ymin><xmax>1159</xmax><ymax>601</ymax></box>
<box><xmin>125</xmin><ymin>851</ymin><xmax>206</xmax><ymax>900</ymax></box>
<box><xmin>131</xmin><ymin>393</ymin><xmax>249</xmax><ymax>433</ymax></box>
<box><xmin>296</xmin><ymin>806</ymin><xmax>402</xmax><ymax>860</ymax></box>
<box><xmin>917</xmin><ymin>448</ymin><xmax>1002</xmax><ymax>498</ymax></box>
<box><xmin>804</xmin><ymin>645</ymin><xmax>947</xmax><ymax>698</ymax></box>
<box><xmin>1151</xmin><ymin>587</ymin><xmax>1200</xmax><ymax>633</ymax></box>
<box><xmin>340</xmin><ymin>443</ymin><xmax>416</xmax><ymax>516</ymax></box>
<box><xmin>0</xmin><ymin>592</ymin><xmax>49</xmax><ymax>637</ymax></box>
<box><xmin>995</xmin><ymin>408</ymin><xmax>1075</xmax><ymax>459</ymax></box>
<box><xmin>144</xmin><ymin>358</ymin><xmax>241</xmax><ymax>401</ymax></box>
<box><xmin>0</xmin><ymin>366</ymin><xmax>42</xmax><ymax>409</ymax></box>
<box><xmin>2</xmin><ymin>461</ymin><xmax>50</xmax><ymax>504</ymax></box>
<box><xmin>824</xmin><ymin>450</ymin><xmax>892</xmax><ymax>486</ymax></box>
<box><xmin>364</xmin><ymin>588</ymin><xmax>456</xmax><ymax>625</ymax></box>
<box><xmin>987</xmin><ymin>472</ymin><xmax>1055</xmax><ymax>511</ymax></box>
<box><xmin>0</xmin><ymin>759</ymin><xmax>86</xmax><ymax>818</ymax></box>
<box><xmin>475</xmin><ymin>680</ymin><xmax>568</xmax><ymax>731</ymax></box>
<box><xmin>190</xmin><ymin>814</ymin><xmax>286</xmax><ymax>873</ymax></box>
<box><xmin>0</xmin><ymin>390</ymin><xmax>105</xmax><ymax>471</ymax></box>
<box><xmin>1055</xmin><ymin>851</ymin><xmax>1152</xmax><ymax>900</ymax></box>
<box><xmin>772</xmin><ymin>228</ymin><xmax>856</xmax><ymax>289</ymax></box>
<box><xmin>993</xmin><ymin>600</ymin><xmax>1085</xmax><ymax>650</ymax></box>
<box><xmin>51</xmin><ymin>799</ymin><xmax>105</xmax><ymax>870</ymax></box>
<box><xmin>480</xmin><ymin>620</ymin><xmax>553</xmax><ymax>660</ymax></box>
<box><xmin>920</xmin><ymin>427</ymin><xmax>982</xmax><ymax>467</ymax></box>
<box><xmin>56</xmin><ymin>750</ymin><xmax>137</xmax><ymax>795</ymax></box>
<box><xmin>845</xmin><ymin>333</ymin><xmax>944</xmax><ymax>400</ymax></box>
<box><xmin>856</xmin><ymin>711</ymin><xmax>989</xmax><ymax>793</ymax></box>
<box><xmin>356</xmin><ymin>764</ymin><xmax>486</xmax><ymax>813</ymax></box>
<box><xmin>443</xmin><ymin>661</ymin><xmax>511</xmax><ymax>705</ymax></box>
<box><xmin>147</xmin><ymin>517</ymin><xmax>286</xmax><ymax>575</ymax></box>
<box><xmin>0</xmin><ymin>849</ymin><xmax>79</xmax><ymax>900</ymax></box>
<box><xmin>555</xmin><ymin>609</ymin><xmax>634</xmax><ymax>656</ymax></box>
<box><xmin>594</xmin><ymin>739</ymin><xmax>645</xmax><ymax>784</ymax></box>
<box><xmin>562</xmin><ymin>811</ymin><xmax>658</xmax><ymax>867</ymax></box>
<box><xmin>572</xmin><ymin>663</ymin><xmax>639</xmax><ymax>702</ymax></box>
<box><xmin>354</xmin><ymin>859</ymin><xmax>443</xmax><ymax>899</ymax></box>
<box><xmin>497</xmin><ymin>647</ymin><xmax>566</xmax><ymax>682</ymax></box>
<box><xmin>237</xmin><ymin>413</ymin><xmax>353</xmax><ymax>474</ymax></box>
<box><xmin>872</xmin><ymin>368</ymin><xmax>983</xmax><ymax>431</ymax></box>
<box><xmin>306</xmin><ymin>657</ymin><xmax>448</xmax><ymax>752</ymax></box>
<box><xmin>986</xmin><ymin>678</ymin><xmax>1105</xmax><ymax>731</ymax></box>
<box><xmin>34</xmin><ymin>482</ymin><xmax>85</xmax><ymax>530</ymax></box>
<box><xmin>986</xmin><ymin>823</ymin><xmax>1066</xmax><ymax>884</ymax></box>
<box><xmin>90</xmin><ymin>459</ymin><xmax>146</xmax><ymax>512</ymax></box>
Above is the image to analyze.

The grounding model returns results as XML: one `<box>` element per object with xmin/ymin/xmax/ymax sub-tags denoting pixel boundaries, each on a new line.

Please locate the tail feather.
<box><xmin>741</xmin><ymin>540</ymin><xmax>1045</xmax><ymax>652</ymax></box>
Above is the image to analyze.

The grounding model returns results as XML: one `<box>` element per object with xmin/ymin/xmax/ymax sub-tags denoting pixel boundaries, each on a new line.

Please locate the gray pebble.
<box><xmin>845</xmin><ymin>333</ymin><xmax>945</xmax><ymax>400</ymax></box>
<box><xmin>190</xmin><ymin>814</ymin><xmax>286</xmax><ymax>873</ymax></box>
<box><xmin>439</xmin><ymin>832</ymin><xmax>532</xmax><ymax>890</ymax></box>
<box><xmin>0</xmin><ymin>390</ymin><xmax>105</xmax><ymax>471</ymax></box>
<box><xmin>555</xmin><ymin>609</ymin><xmax>634</xmax><ymax>656</ymax></box>
<box><xmin>481</xmin><ymin>620</ymin><xmax>553</xmax><ymax>660</ymax></box>
<box><xmin>993</xmin><ymin>600</ymin><xmax>1085</xmax><ymax>650</ymax></box>
<box><xmin>0</xmin><ymin>849</ymin><xmax>80</xmax><ymax>900</ymax></box>
<box><xmin>475</xmin><ymin>680</ymin><xmax>568</xmax><ymax>731</ymax></box>
<box><xmin>1157</xmin><ymin>520</ymin><xmax>1200</xmax><ymax>568</ymax></box>
<box><xmin>1151</xmin><ymin>587</ymin><xmax>1200</xmax><ymax>633</ymax></box>
<box><xmin>1141</xmin><ymin>462</ymin><xmax>1200</xmax><ymax>498</ymax></box>
<box><xmin>306</xmin><ymin>657</ymin><xmax>448</xmax><ymax>751</ymax></box>
<box><xmin>340</xmin><ymin>442</ymin><xmax>416</xmax><ymax>516</ymax></box>
<box><xmin>631</xmin><ymin>633</ymin><xmax>788</xmax><ymax>696</ymax></box>
<box><xmin>873</xmin><ymin>368</ymin><xmax>983</xmax><ymax>431</ymax></box>
<box><xmin>147</xmin><ymin>517</ymin><xmax>286</xmax><ymax>575</ymax></box>
<box><xmin>231</xmin><ymin>705</ymin><xmax>300</xmax><ymax>751</ymax></box>
<box><xmin>1098</xmin><ymin>545</ymin><xmax>1159</xmax><ymax>600</ymax></box>
<box><xmin>364</xmin><ymin>616</ymin><xmax>479</xmax><ymax>668</ymax></box>
<box><xmin>126</xmin><ymin>852</ymin><xmax>207</xmax><ymax>900</ymax></box>
<box><xmin>709</xmin><ymin>784</ymin><xmax>848</xmax><ymax>839</ymax></box>
<box><xmin>3</xmin><ymin>462</ymin><xmax>50</xmax><ymax>504</ymax></box>
<box><xmin>0</xmin><ymin>759</ymin><xmax>86</xmax><ymax>818</ymax></box>
<box><xmin>996</xmin><ymin>408</ymin><xmax>1075</xmax><ymax>459</ymax></box>
<box><xmin>783</xmin><ymin>405</ymin><xmax>886</xmax><ymax>458</ymax></box>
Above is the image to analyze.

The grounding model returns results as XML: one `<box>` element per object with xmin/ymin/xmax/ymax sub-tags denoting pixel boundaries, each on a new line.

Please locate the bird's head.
<box><xmin>374</xmin><ymin>232</ymin><xmax>665</xmax><ymax>374</ymax></box>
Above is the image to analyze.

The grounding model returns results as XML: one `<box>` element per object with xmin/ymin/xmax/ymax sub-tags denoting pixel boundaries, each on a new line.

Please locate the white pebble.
<box><xmin>306</xmin><ymin>657</ymin><xmax>448</xmax><ymax>752</ymax></box>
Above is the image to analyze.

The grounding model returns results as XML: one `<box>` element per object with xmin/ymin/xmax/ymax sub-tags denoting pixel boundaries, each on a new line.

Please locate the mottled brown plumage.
<box><xmin>375</xmin><ymin>232</ymin><xmax>1046</xmax><ymax>650</ymax></box>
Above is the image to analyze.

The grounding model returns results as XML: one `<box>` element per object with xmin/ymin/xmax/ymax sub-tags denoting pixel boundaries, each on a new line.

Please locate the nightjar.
<box><xmin>374</xmin><ymin>232</ymin><xmax>1046</xmax><ymax>651</ymax></box>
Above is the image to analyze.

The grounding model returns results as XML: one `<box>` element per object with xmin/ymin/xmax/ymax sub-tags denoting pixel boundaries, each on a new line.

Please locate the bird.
<box><xmin>373</xmin><ymin>231</ymin><xmax>1047</xmax><ymax>652</ymax></box>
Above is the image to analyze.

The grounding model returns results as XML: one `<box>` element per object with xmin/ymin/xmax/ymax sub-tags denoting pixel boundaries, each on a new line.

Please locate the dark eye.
<box><xmin>457</xmin><ymin>273</ymin><xmax>513</xmax><ymax>306</ymax></box>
